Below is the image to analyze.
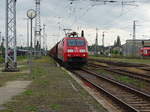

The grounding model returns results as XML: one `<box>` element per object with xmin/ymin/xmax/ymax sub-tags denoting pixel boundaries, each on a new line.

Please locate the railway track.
<box><xmin>71</xmin><ymin>68</ymin><xmax>150</xmax><ymax>112</ymax></box>
<box><xmin>139</xmin><ymin>67</ymin><xmax>150</xmax><ymax>72</ymax></box>
<box><xmin>88</xmin><ymin>58</ymin><xmax>148</xmax><ymax>67</ymax></box>
<box><xmin>88</xmin><ymin>62</ymin><xmax>150</xmax><ymax>83</ymax></box>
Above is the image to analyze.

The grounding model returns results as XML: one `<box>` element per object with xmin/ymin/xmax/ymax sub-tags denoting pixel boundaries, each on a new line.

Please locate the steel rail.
<box><xmin>88</xmin><ymin>58</ymin><xmax>148</xmax><ymax>67</ymax></box>
<box><xmin>88</xmin><ymin>63</ymin><xmax>150</xmax><ymax>83</ymax></box>
<box><xmin>71</xmin><ymin>69</ymin><xmax>150</xmax><ymax>112</ymax></box>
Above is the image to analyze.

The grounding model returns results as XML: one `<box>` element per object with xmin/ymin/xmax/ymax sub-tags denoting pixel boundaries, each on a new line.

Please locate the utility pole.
<box><xmin>0</xmin><ymin>32</ymin><xmax>2</xmax><ymax>57</ymax></box>
<box><xmin>102</xmin><ymin>32</ymin><xmax>105</xmax><ymax>47</ymax></box>
<box><xmin>4</xmin><ymin>0</ymin><xmax>18</xmax><ymax>72</ymax></box>
<box><xmin>56</xmin><ymin>16</ymin><xmax>62</xmax><ymax>43</ymax></box>
<box><xmin>133</xmin><ymin>20</ymin><xmax>136</xmax><ymax>40</ymax></box>
<box><xmin>34</xmin><ymin>0</ymin><xmax>41</xmax><ymax>57</ymax></box>
<box><xmin>24</xmin><ymin>18</ymin><xmax>30</xmax><ymax>48</ymax></box>
<box><xmin>132</xmin><ymin>20</ymin><xmax>136</xmax><ymax>57</ymax></box>
<box><xmin>43</xmin><ymin>24</ymin><xmax>46</xmax><ymax>55</ymax></box>
<box><xmin>94</xmin><ymin>28</ymin><xmax>98</xmax><ymax>55</ymax></box>
<box><xmin>0</xmin><ymin>32</ymin><xmax>1</xmax><ymax>44</ymax></box>
<box><xmin>58</xmin><ymin>22</ymin><xmax>61</xmax><ymax>43</ymax></box>
<box><xmin>102</xmin><ymin>32</ymin><xmax>104</xmax><ymax>55</ymax></box>
<box><xmin>1</xmin><ymin>37</ymin><xmax>4</xmax><ymax>58</ymax></box>
<box><xmin>26</xmin><ymin>18</ymin><xmax>29</xmax><ymax>48</ymax></box>
<box><xmin>102</xmin><ymin>32</ymin><xmax>107</xmax><ymax>55</ymax></box>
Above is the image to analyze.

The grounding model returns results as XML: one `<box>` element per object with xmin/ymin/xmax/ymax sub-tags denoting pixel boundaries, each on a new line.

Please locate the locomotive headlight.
<box><xmin>83</xmin><ymin>54</ymin><xmax>86</xmax><ymax>56</ymax></box>
<box><xmin>80</xmin><ymin>49</ymin><xmax>86</xmax><ymax>53</ymax></box>
<box><xmin>67</xmin><ymin>49</ymin><xmax>74</xmax><ymax>52</ymax></box>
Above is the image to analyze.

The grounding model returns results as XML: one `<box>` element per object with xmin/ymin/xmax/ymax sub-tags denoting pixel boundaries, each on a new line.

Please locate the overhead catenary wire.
<box><xmin>66</xmin><ymin>0</ymin><xmax>138</xmax><ymax>30</ymax></box>
<box><xmin>51</xmin><ymin>0</ymin><xmax>140</xmax><ymax>46</ymax></box>
<box><xmin>98</xmin><ymin>4</ymin><xmax>138</xmax><ymax>29</ymax></box>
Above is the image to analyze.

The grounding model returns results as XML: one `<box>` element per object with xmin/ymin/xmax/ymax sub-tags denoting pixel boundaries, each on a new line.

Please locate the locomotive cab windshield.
<box><xmin>67</xmin><ymin>39</ymin><xmax>85</xmax><ymax>46</ymax></box>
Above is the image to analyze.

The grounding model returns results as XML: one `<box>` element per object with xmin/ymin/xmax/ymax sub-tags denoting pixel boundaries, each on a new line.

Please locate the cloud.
<box><xmin>0</xmin><ymin>0</ymin><xmax>150</xmax><ymax>48</ymax></box>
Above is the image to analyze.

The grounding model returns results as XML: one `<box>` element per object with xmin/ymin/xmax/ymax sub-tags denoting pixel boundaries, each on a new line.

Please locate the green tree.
<box><xmin>114</xmin><ymin>40</ymin><xmax>117</xmax><ymax>46</ymax></box>
<box><xmin>116</xmin><ymin>36</ymin><xmax>121</xmax><ymax>46</ymax></box>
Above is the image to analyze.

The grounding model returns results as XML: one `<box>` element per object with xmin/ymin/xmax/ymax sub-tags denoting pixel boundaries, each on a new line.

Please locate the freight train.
<box><xmin>50</xmin><ymin>31</ymin><xmax>88</xmax><ymax>67</ymax></box>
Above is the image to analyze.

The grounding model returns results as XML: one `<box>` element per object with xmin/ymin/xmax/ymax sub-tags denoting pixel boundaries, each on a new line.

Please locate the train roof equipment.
<box><xmin>66</xmin><ymin>30</ymin><xmax>85</xmax><ymax>38</ymax></box>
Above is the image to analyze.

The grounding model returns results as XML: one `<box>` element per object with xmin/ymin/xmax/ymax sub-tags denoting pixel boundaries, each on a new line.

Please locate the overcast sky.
<box><xmin>0</xmin><ymin>0</ymin><xmax>150</xmax><ymax>48</ymax></box>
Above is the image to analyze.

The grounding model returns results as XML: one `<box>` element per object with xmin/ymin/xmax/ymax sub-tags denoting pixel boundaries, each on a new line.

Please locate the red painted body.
<box><xmin>140</xmin><ymin>47</ymin><xmax>150</xmax><ymax>56</ymax></box>
<box><xmin>50</xmin><ymin>34</ymin><xmax>88</xmax><ymax>66</ymax></box>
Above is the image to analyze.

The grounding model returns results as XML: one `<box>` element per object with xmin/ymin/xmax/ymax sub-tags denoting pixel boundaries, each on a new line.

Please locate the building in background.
<box><xmin>88</xmin><ymin>45</ymin><xmax>103</xmax><ymax>55</ymax></box>
<box><xmin>122</xmin><ymin>39</ymin><xmax>150</xmax><ymax>57</ymax></box>
<box><xmin>88</xmin><ymin>36</ymin><xmax>123</xmax><ymax>56</ymax></box>
<box><xmin>110</xmin><ymin>36</ymin><xmax>122</xmax><ymax>56</ymax></box>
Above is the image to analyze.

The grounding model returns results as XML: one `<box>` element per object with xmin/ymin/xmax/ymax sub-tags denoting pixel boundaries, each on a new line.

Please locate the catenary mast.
<box><xmin>34</xmin><ymin>0</ymin><xmax>41</xmax><ymax>56</ymax></box>
<box><xmin>4</xmin><ymin>0</ymin><xmax>18</xmax><ymax>71</ymax></box>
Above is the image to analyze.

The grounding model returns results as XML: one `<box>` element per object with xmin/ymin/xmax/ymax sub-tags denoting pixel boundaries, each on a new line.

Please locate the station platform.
<box><xmin>0</xmin><ymin>57</ymin><xmax>108</xmax><ymax>112</ymax></box>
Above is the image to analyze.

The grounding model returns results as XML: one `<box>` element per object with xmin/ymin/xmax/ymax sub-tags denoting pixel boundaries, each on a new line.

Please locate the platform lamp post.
<box><xmin>23</xmin><ymin>18</ymin><xmax>29</xmax><ymax>48</ymax></box>
<box><xmin>27</xmin><ymin>9</ymin><xmax>36</xmax><ymax>73</ymax></box>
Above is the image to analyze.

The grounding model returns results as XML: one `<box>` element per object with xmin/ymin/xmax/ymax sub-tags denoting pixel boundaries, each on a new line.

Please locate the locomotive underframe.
<box><xmin>66</xmin><ymin>56</ymin><xmax>87</xmax><ymax>67</ymax></box>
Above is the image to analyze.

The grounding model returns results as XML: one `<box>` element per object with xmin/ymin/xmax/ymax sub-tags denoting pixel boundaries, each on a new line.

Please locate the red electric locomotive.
<box><xmin>50</xmin><ymin>31</ymin><xmax>88</xmax><ymax>67</ymax></box>
<box><xmin>140</xmin><ymin>47</ymin><xmax>150</xmax><ymax>56</ymax></box>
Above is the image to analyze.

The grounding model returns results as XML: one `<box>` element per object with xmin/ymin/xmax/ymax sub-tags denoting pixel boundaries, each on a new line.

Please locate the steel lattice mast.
<box><xmin>43</xmin><ymin>24</ymin><xmax>46</xmax><ymax>50</ymax></box>
<box><xmin>34</xmin><ymin>0</ymin><xmax>41</xmax><ymax>56</ymax></box>
<box><xmin>4</xmin><ymin>0</ymin><xmax>18</xmax><ymax>71</ymax></box>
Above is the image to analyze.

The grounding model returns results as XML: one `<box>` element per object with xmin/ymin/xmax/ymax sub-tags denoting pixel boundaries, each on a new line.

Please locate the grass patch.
<box><xmin>17</xmin><ymin>56</ymin><xmax>27</xmax><ymax>61</ymax></box>
<box><xmin>0</xmin><ymin>57</ymin><xmax>4</xmax><ymax>63</ymax></box>
<box><xmin>90</xmin><ymin>56</ymin><xmax>150</xmax><ymax>65</ymax></box>
<box><xmin>25</xmin><ymin>105</ymin><xmax>38</xmax><ymax>111</ymax></box>
<box><xmin>50</xmin><ymin>104</ymin><xmax>61</xmax><ymax>110</ymax></box>
<box><xmin>95</xmin><ymin>68</ymin><xmax>148</xmax><ymax>89</ymax></box>
<box><xmin>23</xmin><ymin>90</ymin><xmax>33</xmax><ymax>96</ymax></box>
<box><xmin>116</xmin><ymin>76</ymin><xmax>145</xmax><ymax>88</ymax></box>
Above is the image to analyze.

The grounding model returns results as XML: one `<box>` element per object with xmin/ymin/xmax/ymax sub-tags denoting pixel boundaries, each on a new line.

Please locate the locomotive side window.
<box><xmin>144</xmin><ymin>50</ymin><xmax>148</xmax><ymax>54</ymax></box>
<box><xmin>68</xmin><ymin>39</ymin><xmax>85</xmax><ymax>46</ymax></box>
